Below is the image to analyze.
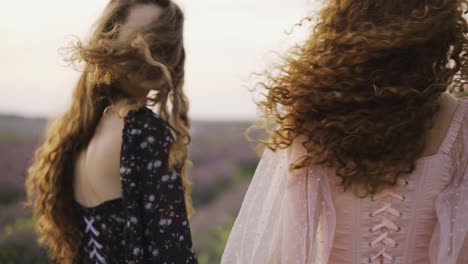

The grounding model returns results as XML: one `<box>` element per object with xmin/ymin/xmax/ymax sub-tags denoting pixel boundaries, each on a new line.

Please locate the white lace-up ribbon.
<box><xmin>84</xmin><ymin>217</ymin><xmax>106</xmax><ymax>264</ymax></box>
<box><xmin>368</xmin><ymin>179</ymin><xmax>407</xmax><ymax>263</ymax></box>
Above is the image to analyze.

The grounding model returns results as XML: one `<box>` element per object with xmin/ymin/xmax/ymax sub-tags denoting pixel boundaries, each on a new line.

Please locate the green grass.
<box><xmin>194</xmin><ymin>216</ymin><xmax>235</xmax><ymax>264</ymax></box>
<box><xmin>192</xmin><ymin>163</ymin><xmax>256</xmax><ymax>264</ymax></box>
<box><xmin>0</xmin><ymin>216</ymin><xmax>50</xmax><ymax>264</ymax></box>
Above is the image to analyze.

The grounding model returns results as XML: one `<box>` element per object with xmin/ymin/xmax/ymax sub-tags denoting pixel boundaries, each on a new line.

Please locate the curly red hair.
<box><xmin>256</xmin><ymin>0</ymin><xmax>468</xmax><ymax>196</ymax></box>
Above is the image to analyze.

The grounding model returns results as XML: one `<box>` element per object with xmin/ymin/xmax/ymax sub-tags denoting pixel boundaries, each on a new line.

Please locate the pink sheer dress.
<box><xmin>222</xmin><ymin>97</ymin><xmax>468</xmax><ymax>264</ymax></box>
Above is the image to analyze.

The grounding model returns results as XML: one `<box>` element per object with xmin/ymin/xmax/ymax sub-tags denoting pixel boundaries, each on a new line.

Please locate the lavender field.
<box><xmin>0</xmin><ymin>114</ymin><xmax>260</xmax><ymax>264</ymax></box>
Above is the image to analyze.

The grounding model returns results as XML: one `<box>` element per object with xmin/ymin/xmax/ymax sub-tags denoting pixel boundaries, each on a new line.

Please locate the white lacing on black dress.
<box><xmin>84</xmin><ymin>216</ymin><xmax>106</xmax><ymax>264</ymax></box>
<box><xmin>368</xmin><ymin>178</ymin><xmax>408</xmax><ymax>263</ymax></box>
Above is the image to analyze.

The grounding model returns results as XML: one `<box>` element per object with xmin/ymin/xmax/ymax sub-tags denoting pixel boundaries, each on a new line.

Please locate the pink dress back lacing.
<box><xmin>222</xmin><ymin>97</ymin><xmax>468</xmax><ymax>264</ymax></box>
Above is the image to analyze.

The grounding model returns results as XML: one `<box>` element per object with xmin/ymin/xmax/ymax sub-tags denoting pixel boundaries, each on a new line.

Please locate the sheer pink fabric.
<box><xmin>221</xmin><ymin>98</ymin><xmax>468</xmax><ymax>264</ymax></box>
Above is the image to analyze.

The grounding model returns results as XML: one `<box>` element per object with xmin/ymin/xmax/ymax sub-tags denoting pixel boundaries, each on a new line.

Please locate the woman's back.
<box><xmin>329</xmin><ymin>93</ymin><xmax>466</xmax><ymax>263</ymax></box>
<box><xmin>222</xmin><ymin>95</ymin><xmax>468</xmax><ymax>264</ymax></box>
<box><xmin>74</xmin><ymin>110</ymin><xmax>124</xmax><ymax>208</ymax></box>
<box><xmin>24</xmin><ymin>1</ymin><xmax>196</xmax><ymax>262</ymax></box>
<box><xmin>221</xmin><ymin>0</ymin><xmax>468</xmax><ymax>263</ymax></box>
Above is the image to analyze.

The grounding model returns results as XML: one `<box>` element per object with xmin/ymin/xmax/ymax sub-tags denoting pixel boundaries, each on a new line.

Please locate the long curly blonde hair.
<box><xmin>256</xmin><ymin>0</ymin><xmax>468</xmax><ymax>196</ymax></box>
<box><xmin>25</xmin><ymin>0</ymin><xmax>193</xmax><ymax>263</ymax></box>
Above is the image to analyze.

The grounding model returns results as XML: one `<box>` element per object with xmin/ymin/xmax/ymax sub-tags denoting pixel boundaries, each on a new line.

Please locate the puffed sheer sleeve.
<box><xmin>221</xmin><ymin>139</ymin><xmax>336</xmax><ymax>264</ymax></box>
<box><xmin>430</xmin><ymin>105</ymin><xmax>468</xmax><ymax>264</ymax></box>
<box><xmin>430</xmin><ymin>157</ymin><xmax>468</xmax><ymax>264</ymax></box>
<box><xmin>120</xmin><ymin>108</ymin><xmax>197</xmax><ymax>264</ymax></box>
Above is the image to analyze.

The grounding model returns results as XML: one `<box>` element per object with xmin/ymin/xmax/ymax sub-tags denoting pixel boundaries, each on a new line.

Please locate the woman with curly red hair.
<box><xmin>25</xmin><ymin>0</ymin><xmax>197</xmax><ymax>263</ymax></box>
<box><xmin>223</xmin><ymin>0</ymin><xmax>468</xmax><ymax>263</ymax></box>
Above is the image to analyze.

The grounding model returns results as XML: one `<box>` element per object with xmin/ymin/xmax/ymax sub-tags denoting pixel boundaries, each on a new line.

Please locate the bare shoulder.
<box><xmin>441</xmin><ymin>92</ymin><xmax>459</xmax><ymax>110</ymax></box>
<box><xmin>73</xmin><ymin>111</ymin><xmax>126</xmax><ymax>207</ymax></box>
<box><xmin>94</xmin><ymin>111</ymin><xmax>126</xmax><ymax>146</ymax></box>
<box><xmin>420</xmin><ymin>92</ymin><xmax>460</xmax><ymax>158</ymax></box>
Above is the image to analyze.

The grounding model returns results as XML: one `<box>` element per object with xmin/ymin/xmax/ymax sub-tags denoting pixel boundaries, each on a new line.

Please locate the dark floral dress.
<box><xmin>75</xmin><ymin>106</ymin><xmax>198</xmax><ymax>264</ymax></box>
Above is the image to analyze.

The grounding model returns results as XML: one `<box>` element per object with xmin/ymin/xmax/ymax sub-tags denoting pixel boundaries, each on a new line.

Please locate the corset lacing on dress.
<box><xmin>84</xmin><ymin>216</ymin><xmax>106</xmax><ymax>264</ymax></box>
<box><xmin>368</xmin><ymin>178</ymin><xmax>409</xmax><ymax>263</ymax></box>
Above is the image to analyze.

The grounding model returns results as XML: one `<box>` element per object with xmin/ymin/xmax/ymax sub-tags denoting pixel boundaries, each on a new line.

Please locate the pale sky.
<box><xmin>0</xmin><ymin>0</ymin><xmax>322</xmax><ymax>120</ymax></box>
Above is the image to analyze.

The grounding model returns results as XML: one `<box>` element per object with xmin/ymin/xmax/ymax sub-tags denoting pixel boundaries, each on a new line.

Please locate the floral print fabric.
<box><xmin>76</xmin><ymin>106</ymin><xmax>198</xmax><ymax>264</ymax></box>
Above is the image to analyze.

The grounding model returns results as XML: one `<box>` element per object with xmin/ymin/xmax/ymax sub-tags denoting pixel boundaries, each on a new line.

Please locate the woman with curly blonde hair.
<box><xmin>223</xmin><ymin>0</ymin><xmax>468</xmax><ymax>263</ymax></box>
<box><xmin>25</xmin><ymin>0</ymin><xmax>198</xmax><ymax>263</ymax></box>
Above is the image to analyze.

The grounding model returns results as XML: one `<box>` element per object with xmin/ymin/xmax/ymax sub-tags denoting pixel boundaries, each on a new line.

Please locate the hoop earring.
<box><xmin>103</xmin><ymin>106</ymin><xmax>113</xmax><ymax>115</ymax></box>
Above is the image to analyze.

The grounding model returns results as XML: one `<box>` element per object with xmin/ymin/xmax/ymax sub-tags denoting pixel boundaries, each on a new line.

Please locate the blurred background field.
<box><xmin>0</xmin><ymin>114</ymin><xmax>260</xmax><ymax>264</ymax></box>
